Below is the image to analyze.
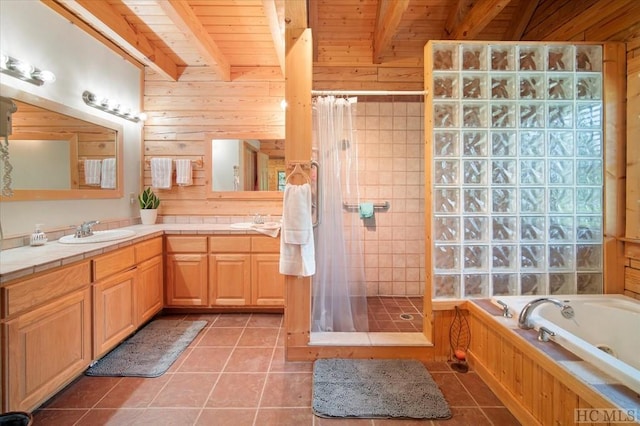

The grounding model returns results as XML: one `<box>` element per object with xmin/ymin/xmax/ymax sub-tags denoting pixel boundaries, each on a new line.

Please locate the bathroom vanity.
<box><xmin>0</xmin><ymin>224</ymin><xmax>284</xmax><ymax>412</ymax></box>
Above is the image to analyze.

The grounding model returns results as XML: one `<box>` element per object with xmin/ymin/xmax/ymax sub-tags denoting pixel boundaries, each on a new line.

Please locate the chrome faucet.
<box><xmin>518</xmin><ymin>298</ymin><xmax>574</xmax><ymax>329</ymax></box>
<box><xmin>495</xmin><ymin>300</ymin><xmax>513</xmax><ymax>318</ymax></box>
<box><xmin>74</xmin><ymin>220</ymin><xmax>100</xmax><ymax>238</ymax></box>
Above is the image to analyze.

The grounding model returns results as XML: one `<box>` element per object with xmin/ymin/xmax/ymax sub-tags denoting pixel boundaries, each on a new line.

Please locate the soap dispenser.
<box><xmin>30</xmin><ymin>224</ymin><xmax>48</xmax><ymax>246</ymax></box>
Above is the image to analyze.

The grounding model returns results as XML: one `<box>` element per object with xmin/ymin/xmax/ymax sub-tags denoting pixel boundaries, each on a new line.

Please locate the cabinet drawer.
<box><xmin>93</xmin><ymin>246</ymin><xmax>135</xmax><ymax>281</ymax></box>
<box><xmin>209</xmin><ymin>236</ymin><xmax>251</xmax><ymax>253</ymax></box>
<box><xmin>135</xmin><ymin>237</ymin><xmax>163</xmax><ymax>263</ymax></box>
<box><xmin>1</xmin><ymin>261</ymin><xmax>91</xmax><ymax>318</ymax></box>
<box><xmin>251</xmin><ymin>236</ymin><xmax>280</xmax><ymax>253</ymax></box>
<box><xmin>166</xmin><ymin>236</ymin><xmax>207</xmax><ymax>253</ymax></box>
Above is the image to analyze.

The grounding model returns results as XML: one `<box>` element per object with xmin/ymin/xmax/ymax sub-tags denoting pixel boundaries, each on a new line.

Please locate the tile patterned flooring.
<box><xmin>33</xmin><ymin>312</ymin><xmax>520</xmax><ymax>425</ymax></box>
<box><xmin>367</xmin><ymin>296</ymin><xmax>424</xmax><ymax>332</ymax></box>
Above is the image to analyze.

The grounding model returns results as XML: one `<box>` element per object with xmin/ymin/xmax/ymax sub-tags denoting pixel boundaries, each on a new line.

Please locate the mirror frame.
<box><xmin>205</xmin><ymin>132</ymin><xmax>284</xmax><ymax>201</ymax></box>
<box><xmin>0</xmin><ymin>84</ymin><xmax>124</xmax><ymax>201</ymax></box>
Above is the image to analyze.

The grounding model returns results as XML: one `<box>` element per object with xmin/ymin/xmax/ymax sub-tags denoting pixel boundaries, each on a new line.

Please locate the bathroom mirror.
<box><xmin>0</xmin><ymin>85</ymin><xmax>123</xmax><ymax>201</ymax></box>
<box><xmin>209</xmin><ymin>138</ymin><xmax>285</xmax><ymax>193</ymax></box>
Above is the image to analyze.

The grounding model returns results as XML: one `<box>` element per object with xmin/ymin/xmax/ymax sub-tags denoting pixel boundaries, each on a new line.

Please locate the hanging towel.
<box><xmin>175</xmin><ymin>159</ymin><xmax>193</xmax><ymax>186</ymax></box>
<box><xmin>151</xmin><ymin>157</ymin><xmax>173</xmax><ymax>189</ymax></box>
<box><xmin>101</xmin><ymin>158</ymin><xmax>117</xmax><ymax>189</ymax></box>
<box><xmin>358</xmin><ymin>202</ymin><xmax>374</xmax><ymax>219</ymax></box>
<box><xmin>282</xmin><ymin>183</ymin><xmax>313</xmax><ymax>244</ymax></box>
<box><xmin>279</xmin><ymin>183</ymin><xmax>315</xmax><ymax>277</ymax></box>
<box><xmin>84</xmin><ymin>159</ymin><xmax>102</xmax><ymax>186</ymax></box>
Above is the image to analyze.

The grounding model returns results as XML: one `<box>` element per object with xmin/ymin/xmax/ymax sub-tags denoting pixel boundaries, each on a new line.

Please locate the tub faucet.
<box><xmin>518</xmin><ymin>298</ymin><xmax>574</xmax><ymax>329</ymax></box>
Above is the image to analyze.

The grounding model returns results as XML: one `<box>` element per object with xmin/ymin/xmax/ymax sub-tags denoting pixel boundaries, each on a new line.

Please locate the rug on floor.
<box><xmin>312</xmin><ymin>358</ymin><xmax>452</xmax><ymax>419</ymax></box>
<box><xmin>85</xmin><ymin>319</ymin><xmax>207</xmax><ymax>378</ymax></box>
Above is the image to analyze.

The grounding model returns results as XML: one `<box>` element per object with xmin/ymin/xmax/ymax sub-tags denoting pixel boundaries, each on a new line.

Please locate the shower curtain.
<box><xmin>311</xmin><ymin>96</ymin><xmax>369</xmax><ymax>332</ymax></box>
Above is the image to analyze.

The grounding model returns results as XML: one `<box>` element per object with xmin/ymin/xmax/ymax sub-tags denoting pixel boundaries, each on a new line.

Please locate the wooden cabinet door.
<box><xmin>93</xmin><ymin>268</ymin><xmax>136</xmax><ymax>358</ymax></box>
<box><xmin>3</xmin><ymin>288</ymin><xmax>91</xmax><ymax>412</ymax></box>
<box><xmin>251</xmin><ymin>254</ymin><xmax>285</xmax><ymax>306</ymax></box>
<box><xmin>165</xmin><ymin>253</ymin><xmax>208</xmax><ymax>306</ymax></box>
<box><xmin>209</xmin><ymin>254</ymin><xmax>251</xmax><ymax>306</ymax></box>
<box><xmin>136</xmin><ymin>255</ymin><xmax>163</xmax><ymax>326</ymax></box>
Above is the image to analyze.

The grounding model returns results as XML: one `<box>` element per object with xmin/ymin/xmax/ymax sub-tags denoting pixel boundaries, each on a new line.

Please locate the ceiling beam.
<box><xmin>284</xmin><ymin>0</ymin><xmax>308</xmax><ymax>56</ymax></box>
<box><xmin>443</xmin><ymin>0</ymin><xmax>474</xmax><ymax>39</ymax></box>
<box><xmin>504</xmin><ymin>0</ymin><xmax>539</xmax><ymax>40</ymax></box>
<box><xmin>308</xmin><ymin>0</ymin><xmax>319</xmax><ymax>62</ymax></box>
<box><xmin>159</xmin><ymin>0</ymin><xmax>231</xmax><ymax>82</ymax></box>
<box><xmin>444</xmin><ymin>0</ymin><xmax>513</xmax><ymax>40</ymax></box>
<box><xmin>57</xmin><ymin>0</ymin><xmax>180</xmax><ymax>81</ymax></box>
<box><xmin>263</xmin><ymin>0</ymin><xmax>285</xmax><ymax>76</ymax></box>
<box><xmin>373</xmin><ymin>0</ymin><xmax>410</xmax><ymax>64</ymax></box>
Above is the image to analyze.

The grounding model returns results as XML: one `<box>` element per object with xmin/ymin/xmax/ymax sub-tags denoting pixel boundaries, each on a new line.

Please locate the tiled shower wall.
<box><xmin>353</xmin><ymin>98</ymin><xmax>425</xmax><ymax>297</ymax></box>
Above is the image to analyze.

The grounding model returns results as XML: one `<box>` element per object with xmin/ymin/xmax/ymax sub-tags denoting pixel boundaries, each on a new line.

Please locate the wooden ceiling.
<box><xmin>49</xmin><ymin>0</ymin><xmax>639</xmax><ymax>82</ymax></box>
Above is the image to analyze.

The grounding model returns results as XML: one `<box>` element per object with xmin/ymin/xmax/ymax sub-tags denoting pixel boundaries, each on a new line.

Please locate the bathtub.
<box><xmin>490</xmin><ymin>294</ymin><xmax>640</xmax><ymax>396</ymax></box>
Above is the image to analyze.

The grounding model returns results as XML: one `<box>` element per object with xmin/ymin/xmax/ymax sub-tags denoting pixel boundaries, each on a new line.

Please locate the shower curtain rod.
<box><xmin>311</xmin><ymin>90</ymin><xmax>425</xmax><ymax>96</ymax></box>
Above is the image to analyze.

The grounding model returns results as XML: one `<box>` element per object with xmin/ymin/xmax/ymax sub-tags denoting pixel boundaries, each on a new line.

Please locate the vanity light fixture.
<box><xmin>0</xmin><ymin>53</ymin><xmax>56</xmax><ymax>86</ymax></box>
<box><xmin>82</xmin><ymin>90</ymin><xmax>147</xmax><ymax>123</ymax></box>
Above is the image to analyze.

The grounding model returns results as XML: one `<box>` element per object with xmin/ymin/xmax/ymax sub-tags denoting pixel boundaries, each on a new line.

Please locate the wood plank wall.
<box><xmin>143</xmin><ymin>66</ymin><xmax>284</xmax><ymax>216</ymax></box>
<box><xmin>141</xmin><ymin>0</ymin><xmax>639</xmax><ymax>290</ymax></box>
<box><xmin>625</xmin><ymin>39</ymin><xmax>640</xmax><ymax>299</ymax></box>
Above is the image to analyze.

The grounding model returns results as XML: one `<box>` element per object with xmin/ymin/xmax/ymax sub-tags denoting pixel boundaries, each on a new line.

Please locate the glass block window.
<box><xmin>430</xmin><ymin>43</ymin><xmax>604</xmax><ymax>299</ymax></box>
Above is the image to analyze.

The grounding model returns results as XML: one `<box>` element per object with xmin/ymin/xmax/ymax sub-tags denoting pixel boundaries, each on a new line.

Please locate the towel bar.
<box><xmin>144</xmin><ymin>157</ymin><xmax>204</xmax><ymax>169</ymax></box>
<box><xmin>342</xmin><ymin>201</ymin><xmax>390</xmax><ymax>210</ymax></box>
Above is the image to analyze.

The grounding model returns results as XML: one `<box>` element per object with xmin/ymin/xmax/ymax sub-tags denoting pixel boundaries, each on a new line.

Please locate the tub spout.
<box><xmin>518</xmin><ymin>298</ymin><xmax>574</xmax><ymax>329</ymax></box>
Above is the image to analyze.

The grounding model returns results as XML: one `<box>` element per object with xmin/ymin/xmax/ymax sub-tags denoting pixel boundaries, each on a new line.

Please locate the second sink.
<box><xmin>59</xmin><ymin>229</ymin><xmax>136</xmax><ymax>244</ymax></box>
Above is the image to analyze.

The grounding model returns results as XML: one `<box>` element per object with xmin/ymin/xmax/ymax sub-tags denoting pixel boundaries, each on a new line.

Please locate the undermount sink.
<box><xmin>58</xmin><ymin>229</ymin><xmax>136</xmax><ymax>244</ymax></box>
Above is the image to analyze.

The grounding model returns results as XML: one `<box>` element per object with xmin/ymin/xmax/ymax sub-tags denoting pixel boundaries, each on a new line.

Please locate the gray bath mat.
<box><xmin>86</xmin><ymin>319</ymin><xmax>207</xmax><ymax>378</ymax></box>
<box><xmin>312</xmin><ymin>358</ymin><xmax>451</xmax><ymax>419</ymax></box>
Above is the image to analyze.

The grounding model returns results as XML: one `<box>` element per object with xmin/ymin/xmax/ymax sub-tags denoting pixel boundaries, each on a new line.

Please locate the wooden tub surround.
<box><xmin>467</xmin><ymin>300</ymin><xmax>640</xmax><ymax>425</ymax></box>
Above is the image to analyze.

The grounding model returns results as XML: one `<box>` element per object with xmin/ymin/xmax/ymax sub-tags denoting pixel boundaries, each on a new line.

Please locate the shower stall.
<box><xmin>310</xmin><ymin>90</ymin><xmax>426</xmax><ymax>333</ymax></box>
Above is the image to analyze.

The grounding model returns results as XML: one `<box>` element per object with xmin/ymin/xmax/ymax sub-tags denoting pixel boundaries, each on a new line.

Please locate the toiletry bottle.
<box><xmin>30</xmin><ymin>224</ymin><xmax>48</xmax><ymax>246</ymax></box>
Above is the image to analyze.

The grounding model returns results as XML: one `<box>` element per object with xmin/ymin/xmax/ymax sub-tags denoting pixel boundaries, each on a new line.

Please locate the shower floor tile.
<box><xmin>367</xmin><ymin>296</ymin><xmax>424</xmax><ymax>332</ymax></box>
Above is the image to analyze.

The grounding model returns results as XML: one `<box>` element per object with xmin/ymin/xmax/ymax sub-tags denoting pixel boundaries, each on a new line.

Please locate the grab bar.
<box><xmin>342</xmin><ymin>201</ymin><xmax>390</xmax><ymax>210</ymax></box>
<box><xmin>311</xmin><ymin>160</ymin><xmax>320</xmax><ymax>228</ymax></box>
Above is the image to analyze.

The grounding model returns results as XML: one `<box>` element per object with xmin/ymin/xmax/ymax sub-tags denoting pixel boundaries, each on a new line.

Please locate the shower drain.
<box><xmin>399</xmin><ymin>313</ymin><xmax>414</xmax><ymax>321</ymax></box>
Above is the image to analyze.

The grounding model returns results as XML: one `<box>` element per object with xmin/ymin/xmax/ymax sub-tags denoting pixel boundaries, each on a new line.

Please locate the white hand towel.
<box><xmin>251</xmin><ymin>223</ymin><xmax>281</xmax><ymax>238</ymax></box>
<box><xmin>151</xmin><ymin>157</ymin><xmax>173</xmax><ymax>189</ymax></box>
<box><xmin>175</xmin><ymin>159</ymin><xmax>193</xmax><ymax>186</ymax></box>
<box><xmin>279</xmin><ymin>183</ymin><xmax>315</xmax><ymax>277</ymax></box>
<box><xmin>84</xmin><ymin>159</ymin><xmax>102</xmax><ymax>186</ymax></box>
<box><xmin>282</xmin><ymin>183</ymin><xmax>313</xmax><ymax>244</ymax></box>
<box><xmin>101</xmin><ymin>158</ymin><xmax>117</xmax><ymax>189</ymax></box>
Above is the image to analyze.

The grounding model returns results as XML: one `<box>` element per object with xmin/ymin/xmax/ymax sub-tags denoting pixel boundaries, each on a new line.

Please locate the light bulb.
<box><xmin>33</xmin><ymin>69</ymin><xmax>56</xmax><ymax>83</ymax></box>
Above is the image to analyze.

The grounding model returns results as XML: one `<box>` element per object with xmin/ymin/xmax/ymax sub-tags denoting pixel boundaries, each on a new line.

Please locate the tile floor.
<box><xmin>367</xmin><ymin>296</ymin><xmax>424</xmax><ymax>332</ymax></box>
<box><xmin>33</xmin><ymin>313</ymin><xmax>520</xmax><ymax>425</ymax></box>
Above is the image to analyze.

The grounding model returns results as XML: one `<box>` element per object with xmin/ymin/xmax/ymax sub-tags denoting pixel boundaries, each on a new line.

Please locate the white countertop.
<box><xmin>0</xmin><ymin>224</ymin><xmax>277</xmax><ymax>283</ymax></box>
